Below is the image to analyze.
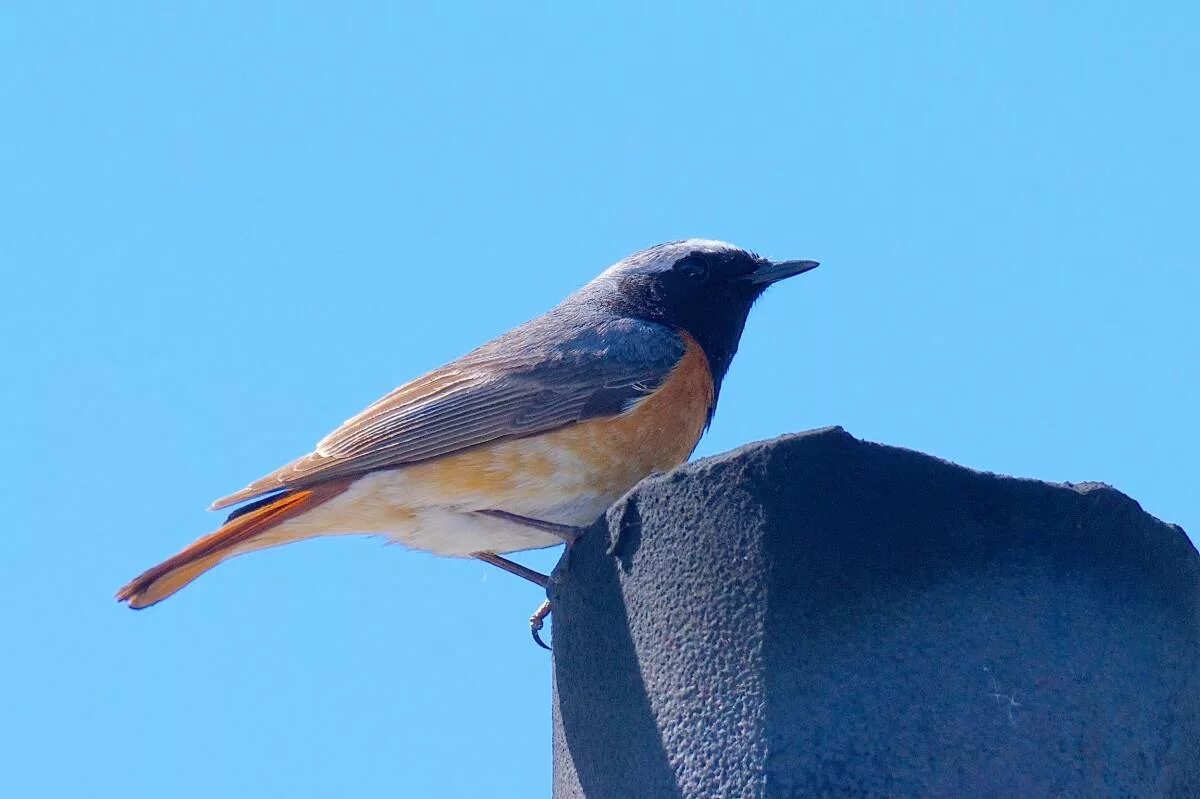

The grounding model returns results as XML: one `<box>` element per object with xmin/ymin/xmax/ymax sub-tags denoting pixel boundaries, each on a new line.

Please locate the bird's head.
<box><xmin>585</xmin><ymin>239</ymin><xmax>819</xmax><ymax>385</ymax></box>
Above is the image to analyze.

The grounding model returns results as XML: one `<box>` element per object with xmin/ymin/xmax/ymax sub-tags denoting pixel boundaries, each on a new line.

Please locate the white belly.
<box><xmin>255</xmin><ymin>450</ymin><xmax>620</xmax><ymax>557</ymax></box>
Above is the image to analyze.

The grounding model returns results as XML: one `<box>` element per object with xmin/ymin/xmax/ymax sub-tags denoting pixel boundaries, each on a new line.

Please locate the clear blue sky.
<box><xmin>2</xmin><ymin>3</ymin><xmax>1196</xmax><ymax>797</ymax></box>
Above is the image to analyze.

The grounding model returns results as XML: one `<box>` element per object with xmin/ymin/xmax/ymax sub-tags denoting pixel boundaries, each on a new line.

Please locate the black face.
<box><xmin>608</xmin><ymin>247</ymin><xmax>771</xmax><ymax>389</ymax></box>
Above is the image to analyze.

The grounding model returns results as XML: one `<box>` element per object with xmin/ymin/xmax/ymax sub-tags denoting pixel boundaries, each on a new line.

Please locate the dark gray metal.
<box><xmin>550</xmin><ymin>427</ymin><xmax>1200</xmax><ymax>798</ymax></box>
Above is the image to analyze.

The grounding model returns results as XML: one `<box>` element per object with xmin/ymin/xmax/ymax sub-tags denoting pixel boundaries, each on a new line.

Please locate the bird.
<box><xmin>116</xmin><ymin>239</ymin><xmax>818</xmax><ymax>645</ymax></box>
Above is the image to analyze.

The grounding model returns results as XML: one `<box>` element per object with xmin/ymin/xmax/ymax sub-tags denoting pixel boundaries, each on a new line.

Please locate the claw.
<box><xmin>530</xmin><ymin>598</ymin><xmax>553</xmax><ymax>651</ymax></box>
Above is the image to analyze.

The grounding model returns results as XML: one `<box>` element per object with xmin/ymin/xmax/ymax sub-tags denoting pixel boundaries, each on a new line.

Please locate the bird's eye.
<box><xmin>676</xmin><ymin>255</ymin><xmax>710</xmax><ymax>282</ymax></box>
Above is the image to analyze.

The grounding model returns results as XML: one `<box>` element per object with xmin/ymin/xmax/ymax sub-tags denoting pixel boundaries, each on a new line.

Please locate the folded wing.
<box><xmin>210</xmin><ymin>317</ymin><xmax>687</xmax><ymax>510</ymax></box>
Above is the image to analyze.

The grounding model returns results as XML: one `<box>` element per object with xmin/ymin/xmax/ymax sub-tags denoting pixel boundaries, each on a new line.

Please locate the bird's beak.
<box><xmin>743</xmin><ymin>259</ymin><xmax>820</xmax><ymax>286</ymax></box>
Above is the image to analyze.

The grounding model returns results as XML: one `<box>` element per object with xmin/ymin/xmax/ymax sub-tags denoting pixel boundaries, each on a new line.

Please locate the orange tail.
<box><xmin>115</xmin><ymin>481</ymin><xmax>350</xmax><ymax>609</ymax></box>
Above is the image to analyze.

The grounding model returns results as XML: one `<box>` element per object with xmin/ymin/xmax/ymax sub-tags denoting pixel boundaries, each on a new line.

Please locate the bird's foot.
<box><xmin>530</xmin><ymin>598</ymin><xmax>553</xmax><ymax>650</ymax></box>
<box><xmin>471</xmin><ymin>553</ymin><xmax>555</xmax><ymax>650</ymax></box>
<box><xmin>471</xmin><ymin>510</ymin><xmax>582</xmax><ymax>651</ymax></box>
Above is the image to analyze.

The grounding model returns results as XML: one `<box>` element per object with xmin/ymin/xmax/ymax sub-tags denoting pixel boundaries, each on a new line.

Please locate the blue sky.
<box><xmin>2</xmin><ymin>3</ymin><xmax>1196</xmax><ymax>797</ymax></box>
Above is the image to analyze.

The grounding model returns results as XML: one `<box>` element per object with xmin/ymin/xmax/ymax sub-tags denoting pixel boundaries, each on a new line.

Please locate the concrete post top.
<box><xmin>551</xmin><ymin>427</ymin><xmax>1199</xmax><ymax>799</ymax></box>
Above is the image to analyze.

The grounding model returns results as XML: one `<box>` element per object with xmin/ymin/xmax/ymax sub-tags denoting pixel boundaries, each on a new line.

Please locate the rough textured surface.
<box><xmin>550</xmin><ymin>427</ymin><xmax>1200</xmax><ymax>799</ymax></box>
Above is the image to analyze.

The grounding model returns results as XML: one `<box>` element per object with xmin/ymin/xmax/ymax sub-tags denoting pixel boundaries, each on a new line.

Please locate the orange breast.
<box><xmin>549</xmin><ymin>333</ymin><xmax>715</xmax><ymax>496</ymax></box>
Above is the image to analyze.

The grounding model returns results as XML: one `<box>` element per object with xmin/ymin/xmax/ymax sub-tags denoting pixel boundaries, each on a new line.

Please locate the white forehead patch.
<box><xmin>598</xmin><ymin>239</ymin><xmax>748</xmax><ymax>278</ymax></box>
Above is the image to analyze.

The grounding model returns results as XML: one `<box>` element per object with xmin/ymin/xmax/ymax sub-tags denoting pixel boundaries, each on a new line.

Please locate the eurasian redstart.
<box><xmin>116</xmin><ymin>240</ymin><xmax>818</xmax><ymax>644</ymax></box>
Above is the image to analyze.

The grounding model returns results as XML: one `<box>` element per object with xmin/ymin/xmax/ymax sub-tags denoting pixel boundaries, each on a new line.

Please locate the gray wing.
<box><xmin>210</xmin><ymin>317</ymin><xmax>687</xmax><ymax>509</ymax></box>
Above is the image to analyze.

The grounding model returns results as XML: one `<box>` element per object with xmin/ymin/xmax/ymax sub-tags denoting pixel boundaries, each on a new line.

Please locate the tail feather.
<box><xmin>115</xmin><ymin>481</ymin><xmax>350</xmax><ymax>609</ymax></box>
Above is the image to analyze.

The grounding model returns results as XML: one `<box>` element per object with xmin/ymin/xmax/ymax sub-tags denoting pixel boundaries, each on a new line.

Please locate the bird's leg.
<box><xmin>472</xmin><ymin>552</ymin><xmax>549</xmax><ymax>587</ymax></box>
<box><xmin>474</xmin><ymin>508</ymin><xmax>585</xmax><ymax>545</ymax></box>
<box><xmin>473</xmin><ymin>510</ymin><xmax>589</xmax><ymax>651</ymax></box>
<box><xmin>472</xmin><ymin>552</ymin><xmax>555</xmax><ymax>650</ymax></box>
